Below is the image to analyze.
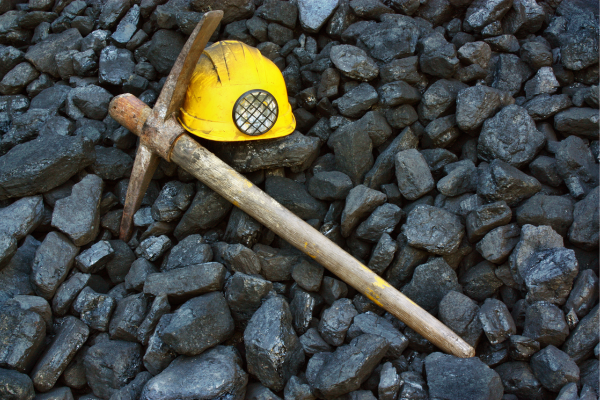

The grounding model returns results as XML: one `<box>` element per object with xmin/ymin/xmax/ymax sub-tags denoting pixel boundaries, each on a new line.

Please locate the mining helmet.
<box><xmin>179</xmin><ymin>40</ymin><xmax>296</xmax><ymax>141</ymax></box>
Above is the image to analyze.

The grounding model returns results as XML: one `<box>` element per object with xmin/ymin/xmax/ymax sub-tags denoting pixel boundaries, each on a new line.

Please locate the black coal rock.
<box><xmin>318</xmin><ymin>297</ymin><xmax>358</xmax><ymax>346</ymax></box>
<box><xmin>477</xmin><ymin>160</ymin><xmax>541</xmax><ymax>206</ymax></box>
<box><xmin>530</xmin><ymin>345</ymin><xmax>579</xmax><ymax>392</ymax></box>
<box><xmin>394</xmin><ymin>149</ymin><xmax>434</xmax><ymax>201</ymax></box>
<box><xmin>478</xmin><ymin>298</ymin><xmax>516</xmax><ymax>345</ymax></box>
<box><xmin>403</xmin><ymin>205</ymin><xmax>464</xmax><ymax>255</ymax></box>
<box><xmin>494</xmin><ymin>361</ymin><xmax>543</xmax><ymax>400</ymax></box>
<box><xmin>0</xmin><ymin>304</ymin><xmax>46</xmax><ymax>372</ymax></box>
<box><xmin>439</xmin><ymin>290</ymin><xmax>483</xmax><ymax>347</ymax></box>
<box><xmin>0</xmin><ymin>367</ymin><xmax>35</xmax><ymax>400</ymax></box>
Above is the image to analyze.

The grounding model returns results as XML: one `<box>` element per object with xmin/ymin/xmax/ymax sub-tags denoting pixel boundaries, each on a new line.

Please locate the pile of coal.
<box><xmin>0</xmin><ymin>0</ymin><xmax>598</xmax><ymax>399</ymax></box>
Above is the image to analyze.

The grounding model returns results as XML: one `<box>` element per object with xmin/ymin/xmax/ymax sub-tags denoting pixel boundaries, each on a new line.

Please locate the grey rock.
<box><xmin>75</xmin><ymin>241</ymin><xmax>114</xmax><ymax>274</ymax></box>
<box><xmin>144</xmin><ymin>262</ymin><xmax>226</xmax><ymax>302</ymax></box>
<box><xmin>174</xmin><ymin>183</ymin><xmax>232</xmax><ymax>240</ymax></box>
<box><xmin>0</xmin><ymin>235</ymin><xmax>39</xmax><ymax>306</ymax></box>
<box><xmin>556</xmin><ymin>136</ymin><xmax>598</xmax><ymax>200</ymax></box>
<box><xmin>437</xmin><ymin>160</ymin><xmax>477</xmax><ymax>197</ymax></box>
<box><xmin>464</xmin><ymin>0</ymin><xmax>512</xmax><ymax>31</ymax></box>
<box><xmin>111</xmin><ymin>5</ymin><xmax>139</xmax><ymax>47</ymax></box>
<box><xmin>530</xmin><ymin>345</ymin><xmax>579</xmax><ymax>392</ymax></box>
<box><xmin>424</xmin><ymin>115</ymin><xmax>460</xmax><ymax>149</ymax></box>
<box><xmin>212</xmin><ymin>131</ymin><xmax>320</xmax><ymax>173</ymax></box>
<box><xmin>495</xmin><ymin>361</ymin><xmax>543</xmax><ymax>400</ymax></box>
<box><xmin>265</xmin><ymin>176</ymin><xmax>327</xmax><ymax>221</ymax></box>
<box><xmin>245</xmin><ymin>296</ymin><xmax>304</xmax><ymax>391</ymax></box>
<box><xmin>191</xmin><ymin>0</ymin><xmax>254</xmax><ymax>24</ymax></box>
<box><xmin>521</xmin><ymin>248</ymin><xmax>579</xmax><ymax>305</ymax></box>
<box><xmin>395</xmin><ymin>149</ymin><xmax>434</xmax><ymax>201</ymax></box>
<box><xmin>340</xmin><ymin>185</ymin><xmax>386</xmax><ymax>237</ymax></box>
<box><xmin>378</xmin><ymin>362</ymin><xmax>400</xmax><ymax>400</ymax></box>
<box><xmin>297</xmin><ymin>0</ymin><xmax>338</xmax><ymax>33</ymax></box>
<box><xmin>478</xmin><ymin>105</ymin><xmax>545</xmax><ymax>168</ymax></box>
<box><xmin>31</xmin><ymin>316</ymin><xmax>89</xmax><ymax>392</ymax></box>
<box><xmin>367</xmin><ymin>233</ymin><xmax>397</xmax><ymax>275</ymax></box>
<box><xmin>579</xmin><ymin>359</ymin><xmax>599</xmax><ymax>397</ymax></box>
<box><xmin>0</xmin><ymin>195</ymin><xmax>43</xmax><ymax>241</ymax></box>
<box><xmin>516</xmin><ymin>194</ymin><xmax>574</xmax><ymax>237</ymax></box>
<box><xmin>476</xmin><ymin>223</ymin><xmax>520</xmax><ymax>264</ymax></box>
<box><xmin>347</xmin><ymin>312</ymin><xmax>409</xmax><ymax>358</ymax></box>
<box><xmin>402</xmin><ymin>257</ymin><xmax>461</xmax><ymax>314</ymax></box>
<box><xmin>524</xmin><ymin>94</ymin><xmax>572</xmax><ymax>120</ymax></box>
<box><xmin>335</xmin><ymin>82</ymin><xmax>378</xmax><ymax>118</ymax></box>
<box><xmin>284</xmin><ymin>375</ymin><xmax>314</xmax><ymax>400</ymax></box>
<box><xmin>312</xmin><ymin>334</ymin><xmax>389</xmax><ymax>398</ymax></box>
<box><xmin>110</xmin><ymin>370</ymin><xmax>151</xmax><ymax>400</ymax></box>
<box><xmin>456</xmin><ymin>85</ymin><xmax>514</xmax><ymax>132</ymax></box>
<box><xmin>255</xmin><ymin>0</ymin><xmax>297</xmax><ymax>28</ymax></box>
<box><xmin>253</xmin><ymin>244</ymin><xmax>299</xmax><ymax>282</ymax></box>
<box><xmin>224</xmin><ymin>208</ymin><xmax>261</xmax><ymax>249</ymax></box>
<box><xmin>0</xmin><ymin>367</ymin><xmax>34</xmax><ymax>400</ymax></box>
<box><xmin>425</xmin><ymin>352</ymin><xmax>504</xmax><ymax>400</ymax></box>
<box><xmin>555</xmin><ymin>383</ymin><xmax>579</xmax><ymax>400</ymax></box>
<box><xmin>0</xmin><ymin>45</ymin><xmax>24</xmax><ymax>80</ymax></box>
<box><xmin>523</xmin><ymin>301</ymin><xmax>569</xmax><ymax>347</ymax></box>
<box><xmin>308</xmin><ymin>171</ymin><xmax>353</xmax><ymax>201</ymax></box>
<box><xmin>330</xmin><ymin>45</ymin><xmax>378</xmax><ymax>81</ymax></box>
<box><xmin>319</xmin><ymin>276</ymin><xmax>349</xmax><ymax>305</ymax></box>
<box><xmin>318</xmin><ymin>298</ymin><xmax>358</xmax><ymax>346</ymax></box>
<box><xmin>488</xmin><ymin>53</ymin><xmax>532</xmax><ymax>96</ymax></box>
<box><xmin>290</xmin><ymin>289</ymin><xmax>319</xmax><ymax>335</ymax></box>
<box><xmin>557</xmin><ymin>7</ymin><xmax>599</xmax><ymax>71</ymax></box>
<box><xmin>379</xmin><ymin>56</ymin><xmax>421</xmax><ymax>84</ymax></box>
<box><xmin>161</xmin><ymin>292</ymin><xmax>234</xmax><ymax>356</ymax></box>
<box><xmin>418</xmin><ymin>32</ymin><xmax>459</xmax><ymax>79</ymax></box>
<box><xmin>466</xmin><ymin>201</ymin><xmax>512</xmax><ymax>243</ymax></box>
<box><xmin>508</xmin><ymin>335</ymin><xmax>540</xmax><ymax>361</ymax></box>
<box><xmin>161</xmin><ymin>234</ymin><xmax>212</xmax><ymax>271</ymax></box>
<box><xmin>84</xmin><ymin>339</ymin><xmax>142</xmax><ymax>399</ymax></box>
<box><xmin>141</xmin><ymin>346</ymin><xmax>247</xmax><ymax>400</ymax></box>
<box><xmin>109</xmin><ymin>293</ymin><xmax>149</xmax><ymax>342</ymax></box>
<box><xmin>524</xmin><ymin>67</ymin><xmax>559</xmax><ymax>100</ymax></box>
<box><xmin>519</xmin><ymin>40</ymin><xmax>552</xmax><ymax>69</ymax></box>
<box><xmin>477</xmin><ymin>160</ymin><xmax>541</xmax><ymax>206</ymax></box>
<box><xmin>52</xmin><ymin>174</ymin><xmax>103</xmax><ymax>246</ymax></box>
<box><xmin>0</xmin><ymin>305</ymin><xmax>45</xmax><ymax>372</ymax></box>
<box><xmin>146</xmin><ymin>30</ymin><xmax>185</xmax><ymax>75</ymax></box>
<box><xmin>0</xmin><ymin>134</ymin><xmax>95</xmax><ymax>201</ymax></box>
<box><xmin>31</xmin><ymin>387</ymin><xmax>74</xmax><ymax>400</ymax></box>
<box><xmin>419</xmin><ymin>79</ymin><xmax>468</xmax><ymax>122</ymax></box>
<box><xmin>569</xmin><ymin>187</ymin><xmax>599</xmax><ymax>250</ymax></box>
<box><xmin>99</xmin><ymin>46</ymin><xmax>135</xmax><ymax>86</ymax></box>
<box><xmin>31</xmin><ymin>231</ymin><xmax>79</xmax><ymax>300</ymax></box>
<box><xmin>142</xmin><ymin>315</ymin><xmax>176</xmax><ymax>376</ymax></box>
<box><xmin>564</xmin><ymin>269</ymin><xmax>598</xmax><ymax>318</ymax></box>
<box><xmin>439</xmin><ymin>290</ymin><xmax>482</xmax><ymax>347</ymax></box>
<box><xmin>24</xmin><ymin>29</ymin><xmax>82</xmax><ymax>77</ymax></box>
<box><xmin>385</xmin><ymin>104</ymin><xmax>418</xmax><ymax>129</ymax></box>
<box><xmin>73</xmin><ymin>287</ymin><xmax>116</xmax><ymax>331</ymax></box>
<box><xmin>226</xmin><ymin>272</ymin><xmax>272</xmax><ymax>325</ymax></box>
<box><xmin>2</xmin><ymin>295</ymin><xmax>51</xmax><ymax>332</ymax></box>
<box><xmin>562</xmin><ymin>305</ymin><xmax>599</xmax><ymax>363</ymax></box>
<box><xmin>245</xmin><ymin>383</ymin><xmax>282</xmax><ymax>400</ymax></box>
<box><xmin>458</xmin><ymin>41</ymin><xmax>491</xmax><ymax>68</ymax></box>
<box><xmin>479</xmin><ymin>298</ymin><xmax>517</xmax><ymax>345</ymax></box>
<box><xmin>460</xmin><ymin>261</ymin><xmax>503</xmax><ymax>301</ymax></box>
<box><xmin>91</xmin><ymin>147</ymin><xmax>133</xmax><ymax>180</ymax></box>
<box><xmin>404</xmin><ymin>205</ymin><xmax>464</xmax><ymax>255</ymax></box>
<box><xmin>151</xmin><ymin>181</ymin><xmax>194</xmax><ymax>223</ymax></box>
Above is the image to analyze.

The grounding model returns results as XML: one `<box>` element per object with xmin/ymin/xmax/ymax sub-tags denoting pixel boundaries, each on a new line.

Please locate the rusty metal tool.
<box><xmin>109</xmin><ymin>10</ymin><xmax>475</xmax><ymax>358</ymax></box>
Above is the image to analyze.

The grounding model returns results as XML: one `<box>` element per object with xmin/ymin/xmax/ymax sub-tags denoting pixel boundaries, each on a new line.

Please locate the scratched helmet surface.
<box><xmin>179</xmin><ymin>40</ymin><xmax>296</xmax><ymax>141</ymax></box>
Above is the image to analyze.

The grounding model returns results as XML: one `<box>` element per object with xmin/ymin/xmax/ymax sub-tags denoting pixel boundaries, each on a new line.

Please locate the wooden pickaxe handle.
<box><xmin>109</xmin><ymin>94</ymin><xmax>475</xmax><ymax>359</ymax></box>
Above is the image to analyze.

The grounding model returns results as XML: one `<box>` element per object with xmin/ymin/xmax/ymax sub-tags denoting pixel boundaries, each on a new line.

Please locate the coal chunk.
<box><xmin>395</xmin><ymin>149</ymin><xmax>434</xmax><ymax>201</ymax></box>
<box><xmin>160</xmin><ymin>292</ymin><xmax>233</xmax><ymax>356</ymax></box>
<box><xmin>52</xmin><ymin>174</ymin><xmax>103</xmax><ymax>246</ymax></box>
<box><xmin>478</xmin><ymin>298</ymin><xmax>517</xmax><ymax>345</ymax></box>
<box><xmin>340</xmin><ymin>185</ymin><xmax>386</xmax><ymax>237</ymax></box>
<box><xmin>555</xmin><ymin>135</ymin><xmax>598</xmax><ymax>200</ymax></box>
<box><xmin>347</xmin><ymin>312</ymin><xmax>409</xmax><ymax>357</ymax></box>
<box><xmin>466</xmin><ymin>201</ymin><xmax>512</xmax><ymax>243</ymax></box>
<box><xmin>146</xmin><ymin>29</ymin><xmax>185</xmax><ymax>75</ymax></box>
<box><xmin>0</xmin><ymin>367</ymin><xmax>34</xmax><ymax>400</ymax></box>
<box><xmin>477</xmin><ymin>160</ymin><xmax>541</xmax><ymax>206</ymax></box>
<box><xmin>24</xmin><ymin>28</ymin><xmax>82</xmax><ymax>77</ymax></box>
<box><xmin>439</xmin><ymin>290</ymin><xmax>482</xmax><ymax>347</ymax></box>
<box><xmin>530</xmin><ymin>345</ymin><xmax>579</xmax><ymax>392</ymax></box>
<box><xmin>151</xmin><ymin>181</ymin><xmax>194</xmax><ymax>223</ymax></box>
<box><xmin>91</xmin><ymin>147</ymin><xmax>133</xmax><ymax>181</ymax></box>
<box><xmin>265</xmin><ymin>176</ymin><xmax>327</xmax><ymax>221</ymax></box>
<box><xmin>0</xmin><ymin>62</ymin><xmax>39</xmax><ymax>95</ymax></box>
<box><xmin>31</xmin><ymin>231</ymin><xmax>79</xmax><ymax>300</ymax></box>
<box><xmin>494</xmin><ymin>361</ymin><xmax>543</xmax><ymax>400</ymax></box>
<box><xmin>0</xmin><ymin>195</ymin><xmax>43</xmax><ymax>241</ymax></box>
<box><xmin>569</xmin><ymin>187</ymin><xmax>599</xmax><ymax>250</ymax></box>
<box><xmin>31</xmin><ymin>316</ymin><xmax>89</xmax><ymax>392</ymax></box>
<box><xmin>311</xmin><ymin>334</ymin><xmax>389</xmax><ymax>398</ymax></box>
<box><xmin>460</xmin><ymin>261</ymin><xmax>503</xmax><ymax>302</ymax></box>
<box><xmin>174</xmin><ymin>183</ymin><xmax>232</xmax><ymax>240</ymax></box>
<box><xmin>225</xmin><ymin>272</ymin><xmax>272</xmax><ymax>325</ymax></box>
<box><xmin>418</xmin><ymin>32</ymin><xmax>459</xmax><ymax>78</ymax></box>
<box><xmin>135</xmin><ymin>235</ymin><xmax>171</xmax><ymax>262</ymax></box>
<box><xmin>318</xmin><ymin>298</ymin><xmax>358</xmax><ymax>346</ymax></box>
<box><xmin>330</xmin><ymin>45</ymin><xmax>378</xmax><ymax>81</ymax></box>
<box><xmin>141</xmin><ymin>346</ymin><xmax>247</xmax><ymax>400</ymax></box>
<box><xmin>109</xmin><ymin>293</ymin><xmax>149</xmax><ymax>342</ymax></box>
<box><xmin>564</xmin><ymin>269</ymin><xmax>598</xmax><ymax>318</ymax></box>
<box><xmin>554</xmin><ymin>107</ymin><xmax>599</xmax><ymax>139</ymax></box>
<box><xmin>334</xmin><ymin>82</ymin><xmax>378</xmax><ymax>118</ymax></box>
<box><xmin>244</xmin><ymin>296</ymin><xmax>305</xmax><ymax>391</ymax></box>
<box><xmin>84</xmin><ymin>339</ymin><xmax>142</xmax><ymax>399</ymax></box>
<box><xmin>562</xmin><ymin>305</ymin><xmax>599</xmax><ymax>363</ymax></box>
<box><xmin>419</xmin><ymin>79</ymin><xmax>468</xmax><ymax>122</ymax></box>
<box><xmin>161</xmin><ymin>234</ymin><xmax>212</xmax><ymax>271</ymax></box>
<box><xmin>522</xmin><ymin>301</ymin><xmax>569</xmax><ymax>347</ymax></box>
<box><xmin>0</xmin><ymin>305</ymin><xmax>46</xmax><ymax>372</ymax></box>
<box><xmin>144</xmin><ymin>262</ymin><xmax>226</xmax><ymax>302</ymax></box>
<box><xmin>402</xmin><ymin>257</ymin><xmax>461</xmax><ymax>314</ymax></box>
<box><xmin>0</xmin><ymin>134</ymin><xmax>95</xmax><ymax>201</ymax></box>
<box><xmin>403</xmin><ymin>205</ymin><xmax>464</xmax><ymax>255</ymax></box>
<box><xmin>477</xmin><ymin>105</ymin><xmax>545</xmax><ymax>168</ymax></box>
<box><xmin>73</xmin><ymin>287</ymin><xmax>116</xmax><ymax>331</ymax></box>
<box><xmin>425</xmin><ymin>352</ymin><xmax>504</xmax><ymax>400</ymax></box>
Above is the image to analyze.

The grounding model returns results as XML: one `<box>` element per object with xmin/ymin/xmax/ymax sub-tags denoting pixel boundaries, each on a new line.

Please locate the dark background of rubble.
<box><xmin>0</xmin><ymin>0</ymin><xmax>598</xmax><ymax>399</ymax></box>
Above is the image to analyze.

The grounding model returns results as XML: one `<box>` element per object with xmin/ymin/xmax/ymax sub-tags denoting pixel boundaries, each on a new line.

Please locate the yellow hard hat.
<box><xmin>179</xmin><ymin>40</ymin><xmax>296</xmax><ymax>142</ymax></box>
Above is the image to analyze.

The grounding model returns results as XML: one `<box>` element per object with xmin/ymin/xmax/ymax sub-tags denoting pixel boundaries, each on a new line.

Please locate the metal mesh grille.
<box><xmin>233</xmin><ymin>90</ymin><xmax>278</xmax><ymax>136</ymax></box>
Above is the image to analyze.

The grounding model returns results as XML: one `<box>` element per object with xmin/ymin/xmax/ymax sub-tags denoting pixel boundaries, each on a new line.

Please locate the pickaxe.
<box><xmin>109</xmin><ymin>10</ymin><xmax>475</xmax><ymax>358</ymax></box>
